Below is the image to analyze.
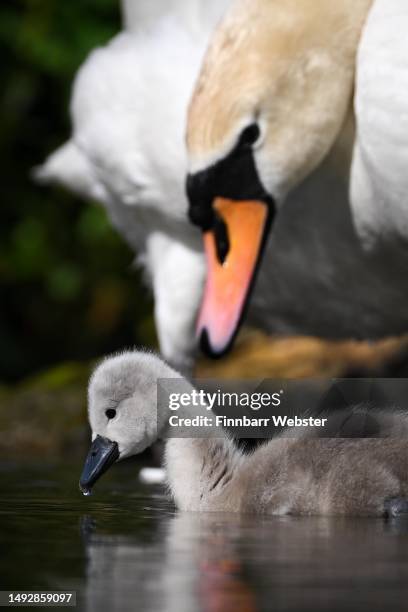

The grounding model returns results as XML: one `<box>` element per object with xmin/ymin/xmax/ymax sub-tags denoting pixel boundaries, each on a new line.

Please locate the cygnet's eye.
<box><xmin>106</xmin><ymin>409</ymin><xmax>117</xmax><ymax>420</ymax></box>
<box><xmin>238</xmin><ymin>123</ymin><xmax>260</xmax><ymax>148</ymax></box>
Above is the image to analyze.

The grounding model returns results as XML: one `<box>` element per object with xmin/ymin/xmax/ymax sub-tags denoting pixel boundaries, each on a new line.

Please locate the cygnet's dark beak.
<box><xmin>79</xmin><ymin>435</ymin><xmax>119</xmax><ymax>495</ymax></box>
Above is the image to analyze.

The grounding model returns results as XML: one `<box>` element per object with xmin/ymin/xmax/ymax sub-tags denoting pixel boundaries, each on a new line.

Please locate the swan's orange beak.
<box><xmin>197</xmin><ymin>198</ymin><xmax>269</xmax><ymax>357</ymax></box>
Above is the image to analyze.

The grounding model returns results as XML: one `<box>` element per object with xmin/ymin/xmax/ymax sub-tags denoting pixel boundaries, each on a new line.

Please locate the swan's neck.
<box><xmin>165</xmin><ymin>437</ymin><xmax>242</xmax><ymax>511</ymax></box>
<box><xmin>159</xmin><ymin>395</ymin><xmax>243</xmax><ymax>511</ymax></box>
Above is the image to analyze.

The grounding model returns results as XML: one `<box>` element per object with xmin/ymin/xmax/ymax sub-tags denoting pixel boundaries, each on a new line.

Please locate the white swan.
<box><xmin>79</xmin><ymin>351</ymin><xmax>408</xmax><ymax>517</ymax></box>
<box><xmin>186</xmin><ymin>0</ymin><xmax>408</xmax><ymax>356</ymax></box>
<box><xmin>37</xmin><ymin>0</ymin><xmax>408</xmax><ymax>369</ymax></box>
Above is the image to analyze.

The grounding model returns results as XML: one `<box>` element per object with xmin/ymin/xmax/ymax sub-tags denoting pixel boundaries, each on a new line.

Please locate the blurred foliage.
<box><xmin>0</xmin><ymin>0</ymin><xmax>157</xmax><ymax>383</ymax></box>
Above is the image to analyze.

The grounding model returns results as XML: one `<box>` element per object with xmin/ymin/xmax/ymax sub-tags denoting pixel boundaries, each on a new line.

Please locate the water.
<box><xmin>1</xmin><ymin>461</ymin><xmax>408</xmax><ymax>611</ymax></box>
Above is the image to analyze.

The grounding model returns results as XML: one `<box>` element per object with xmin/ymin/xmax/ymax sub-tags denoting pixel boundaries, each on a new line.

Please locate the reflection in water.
<box><xmin>2</xmin><ymin>462</ymin><xmax>408</xmax><ymax>612</ymax></box>
<box><xmin>82</xmin><ymin>506</ymin><xmax>408</xmax><ymax>612</ymax></box>
<box><xmin>82</xmin><ymin>511</ymin><xmax>258</xmax><ymax>612</ymax></box>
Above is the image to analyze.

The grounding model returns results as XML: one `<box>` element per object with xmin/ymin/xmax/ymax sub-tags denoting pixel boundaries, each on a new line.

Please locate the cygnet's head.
<box><xmin>79</xmin><ymin>351</ymin><xmax>180</xmax><ymax>494</ymax></box>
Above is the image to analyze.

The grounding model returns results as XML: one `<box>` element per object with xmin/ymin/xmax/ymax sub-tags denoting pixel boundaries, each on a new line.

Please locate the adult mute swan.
<box><xmin>186</xmin><ymin>0</ymin><xmax>408</xmax><ymax>356</ymax></box>
<box><xmin>37</xmin><ymin>0</ymin><xmax>408</xmax><ymax>369</ymax></box>
<box><xmin>79</xmin><ymin>351</ymin><xmax>408</xmax><ymax>517</ymax></box>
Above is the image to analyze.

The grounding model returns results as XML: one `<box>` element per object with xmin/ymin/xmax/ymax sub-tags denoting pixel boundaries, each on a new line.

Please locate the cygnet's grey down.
<box><xmin>79</xmin><ymin>351</ymin><xmax>408</xmax><ymax>518</ymax></box>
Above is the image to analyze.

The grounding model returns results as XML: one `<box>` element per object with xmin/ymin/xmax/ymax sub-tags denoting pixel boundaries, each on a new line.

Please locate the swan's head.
<box><xmin>186</xmin><ymin>0</ymin><xmax>367</xmax><ymax>356</ymax></box>
<box><xmin>79</xmin><ymin>351</ymin><xmax>179</xmax><ymax>494</ymax></box>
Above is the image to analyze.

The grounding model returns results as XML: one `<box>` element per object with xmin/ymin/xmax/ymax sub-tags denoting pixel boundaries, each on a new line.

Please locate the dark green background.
<box><xmin>0</xmin><ymin>0</ymin><xmax>156</xmax><ymax>383</ymax></box>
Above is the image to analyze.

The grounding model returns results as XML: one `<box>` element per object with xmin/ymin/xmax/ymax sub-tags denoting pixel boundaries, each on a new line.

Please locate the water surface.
<box><xmin>1</xmin><ymin>461</ymin><xmax>408</xmax><ymax>611</ymax></box>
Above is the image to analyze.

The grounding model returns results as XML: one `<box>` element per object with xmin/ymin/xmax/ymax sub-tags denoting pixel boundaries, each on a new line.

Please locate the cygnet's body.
<box><xmin>80</xmin><ymin>352</ymin><xmax>408</xmax><ymax>517</ymax></box>
<box><xmin>167</xmin><ymin>437</ymin><xmax>408</xmax><ymax>516</ymax></box>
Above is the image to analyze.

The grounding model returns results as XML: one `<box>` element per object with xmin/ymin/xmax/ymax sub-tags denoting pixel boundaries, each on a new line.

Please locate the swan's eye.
<box><xmin>106</xmin><ymin>409</ymin><xmax>117</xmax><ymax>420</ymax></box>
<box><xmin>238</xmin><ymin>123</ymin><xmax>260</xmax><ymax>148</ymax></box>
